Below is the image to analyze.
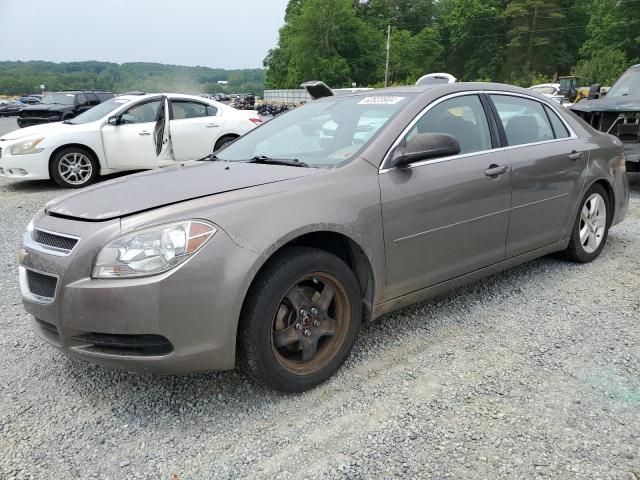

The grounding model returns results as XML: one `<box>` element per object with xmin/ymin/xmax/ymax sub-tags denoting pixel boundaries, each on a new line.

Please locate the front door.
<box><xmin>380</xmin><ymin>94</ymin><xmax>512</xmax><ymax>299</ymax></box>
<box><xmin>101</xmin><ymin>97</ymin><xmax>163</xmax><ymax>169</ymax></box>
<box><xmin>488</xmin><ymin>94</ymin><xmax>589</xmax><ymax>257</ymax></box>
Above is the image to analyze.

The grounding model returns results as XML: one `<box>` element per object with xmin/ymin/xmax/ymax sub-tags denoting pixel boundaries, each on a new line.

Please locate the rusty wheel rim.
<box><xmin>271</xmin><ymin>272</ymin><xmax>351</xmax><ymax>376</ymax></box>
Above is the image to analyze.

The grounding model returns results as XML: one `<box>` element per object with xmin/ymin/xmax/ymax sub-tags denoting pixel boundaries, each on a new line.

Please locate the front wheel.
<box><xmin>239</xmin><ymin>247</ymin><xmax>362</xmax><ymax>392</ymax></box>
<box><xmin>50</xmin><ymin>147</ymin><xmax>98</xmax><ymax>188</ymax></box>
<box><xmin>562</xmin><ymin>183</ymin><xmax>610</xmax><ymax>263</ymax></box>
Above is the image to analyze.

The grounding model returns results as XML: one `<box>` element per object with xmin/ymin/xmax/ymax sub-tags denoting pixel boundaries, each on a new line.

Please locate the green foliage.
<box><xmin>573</xmin><ymin>47</ymin><xmax>628</xmax><ymax>85</ymax></box>
<box><xmin>266</xmin><ymin>0</ymin><xmax>639</xmax><ymax>89</ymax></box>
<box><xmin>0</xmin><ymin>61</ymin><xmax>265</xmax><ymax>96</ymax></box>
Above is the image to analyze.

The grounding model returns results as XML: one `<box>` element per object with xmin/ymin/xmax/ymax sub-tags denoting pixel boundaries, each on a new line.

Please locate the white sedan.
<box><xmin>0</xmin><ymin>93</ymin><xmax>262</xmax><ymax>187</ymax></box>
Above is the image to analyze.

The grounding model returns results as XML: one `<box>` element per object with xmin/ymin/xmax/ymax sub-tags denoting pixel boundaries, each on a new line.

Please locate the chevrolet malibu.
<box><xmin>19</xmin><ymin>83</ymin><xmax>629</xmax><ymax>392</ymax></box>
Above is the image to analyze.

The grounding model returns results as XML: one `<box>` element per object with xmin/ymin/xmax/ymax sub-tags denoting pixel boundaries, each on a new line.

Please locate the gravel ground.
<box><xmin>1</xmin><ymin>113</ymin><xmax>639</xmax><ymax>478</ymax></box>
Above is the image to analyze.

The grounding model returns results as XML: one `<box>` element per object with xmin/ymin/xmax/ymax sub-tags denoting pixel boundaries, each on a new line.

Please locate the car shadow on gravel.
<box><xmin>1</xmin><ymin>170</ymin><xmax>147</xmax><ymax>193</ymax></box>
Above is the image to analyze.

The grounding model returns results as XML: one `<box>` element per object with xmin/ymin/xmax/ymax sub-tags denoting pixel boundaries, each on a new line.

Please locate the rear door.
<box><xmin>379</xmin><ymin>93</ymin><xmax>512</xmax><ymax>298</ymax></box>
<box><xmin>169</xmin><ymin>99</ymin><xmax>222</xmax><ymax>160</ymax></box>
<box><xmin>488</xmin><ymin>94</ymin><xmax>588</xmax><ymax>257</ymax></box>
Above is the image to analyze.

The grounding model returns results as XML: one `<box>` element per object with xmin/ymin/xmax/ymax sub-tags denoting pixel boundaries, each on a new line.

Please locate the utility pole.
<box><xmin>384</xmin><ymin>24</ymin><xmax>391</xmax><ymax>88</ymax></box>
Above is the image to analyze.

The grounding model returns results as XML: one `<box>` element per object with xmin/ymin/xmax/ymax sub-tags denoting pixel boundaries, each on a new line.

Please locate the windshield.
<box><xmin>41</xmin><ymin>93</ymin><xmax>76</xmax><ymax>105</ymax></box>
<box><xmin>607</xmin><ymin>68</ymin><xmax>640</xmax><ymax>97</ymax></box>
<box><xmin>68</xmin><ymin>98</ymin><xmax>131</xmax><ymax>124</ymax></box>
<box><xmin>217</xmin><ymin>94</ymin><xmax>414</xmax><ymax>168</ymax></box>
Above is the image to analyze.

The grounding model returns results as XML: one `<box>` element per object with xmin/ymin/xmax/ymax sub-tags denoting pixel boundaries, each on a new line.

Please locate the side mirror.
<box><xmin>389</xmin><ymin>133</ymin><xmax>461</xmax><ymax>168</ymax></box>
<box><xmin>107</xmin><ymin>115</ymin><xmax>120</xmax><ymax>126</ymax></box>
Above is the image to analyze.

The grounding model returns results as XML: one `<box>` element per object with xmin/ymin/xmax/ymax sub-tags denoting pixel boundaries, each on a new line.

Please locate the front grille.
<box><xmin>27</xmin><ymin>270</ymin><xmax>57</xmax><ymax>299</ymax></box>
<box><xmin>22</xmin><ymin>110</ymin><xmax>50</xmax><ymax>119</ymax></box>
<box><xmin>0</xmin><ymin>147</ymin><xmax>3</xmax><ymax>158</ymax></box>
<box><xmin>33</xmin><ymin>229</ymin><xmax>78</xmax><ymax>253</ymax></box>
<box><xmin>71</xmin><ymin>333</ymin><xmax>173</xmax><ymax>356</ymax></box>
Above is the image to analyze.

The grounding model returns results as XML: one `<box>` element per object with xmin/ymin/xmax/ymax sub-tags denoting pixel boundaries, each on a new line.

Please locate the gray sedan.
<box><xmin>18</xmin><ymin>83</ymin><xmax>629</xmax><ymax>392</ymax></box>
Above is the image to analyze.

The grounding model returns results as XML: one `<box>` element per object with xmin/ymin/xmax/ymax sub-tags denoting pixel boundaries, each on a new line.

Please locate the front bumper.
<box><xmin>17</xmin><ymin>117</ymin><xmax>59</xmax><ymax>128</ymax></box>
<box><xmin>0</xmin><ymin>147</ymin><xmax>52</xmax><ymax>180</ymax></box>
<box><xmin>19</xmin><ymin>211</ymin><xmax>259</xmax><ymax>374</ymax></box>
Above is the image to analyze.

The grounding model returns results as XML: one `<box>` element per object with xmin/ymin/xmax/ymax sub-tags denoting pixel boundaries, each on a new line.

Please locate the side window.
<box><xmin>76</xmin><ymin>93</ymin><xmax>87</xmax><ymax>105</ymax></box>
<box><xmin>490</xmin><ymin>95</ymin><xmax>555</xmax><ymax>146</ymax></box>
<box><xmin>544</xmin><ymin>105</ymin><xmax>570</xmax><ymax>139</ymax></box>
<box><xmin>206</xmin><ymin>105</ymin><xmax>218</xmax><ymax>116</ymax></box>
<box><xmin>121</xmin><ymin>100</ymin><xmax>161</xmax><ymax>124</ymax></box>
<box><xmin>406</xmin><ymin>95</ymin><xmax>492</xmax><ymax>155</ymax></box>
<box><xmin>171</xmin><ymin>100</ymin><xmax>210</xmax><ymax>120</ymax></box>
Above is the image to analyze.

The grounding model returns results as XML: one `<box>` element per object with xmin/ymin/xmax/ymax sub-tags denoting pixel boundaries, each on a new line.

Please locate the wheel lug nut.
<box><xmin>313</xmin><ymin>320</ymin><xmax>320</xmax><ymax>327</ymax></box>
<box><xmin>300</xmin><ymin>309</ymin><xmax>307</xmax><ymax>315</ymax></box>
<box><xmin>311</xmin><ymin>308</ymin><xmax>318</xmax><ymax>315</ymax></box>
<box><xmin>304</xmin><ymin>329</ymin><xmax>312</xmax><ymax>336</ymax></box>
<box><xmin>295</xmin><ymin>323</ymin><xmax>303</xmax><ymax>330</ymax></box>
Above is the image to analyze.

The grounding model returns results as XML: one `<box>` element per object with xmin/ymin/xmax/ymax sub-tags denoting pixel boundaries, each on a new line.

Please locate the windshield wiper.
<box><xmin>63</xmin><ymin>120</ymin><xmax>75</xmax><ymax>125</ymax></box>
<box><xmin>248</xmin><ymin>155</ymin><xmax>309</xmax><ymax>168</ymax></box>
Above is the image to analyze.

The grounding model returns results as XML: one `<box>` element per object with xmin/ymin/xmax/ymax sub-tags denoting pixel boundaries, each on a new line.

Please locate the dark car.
<box><xmin>17</xmin><ymin>91</ymin><xmax>114</xmax><ymax>128</ymax></box>
<box><xmin>570</xmin><ymin>64</ymin><xmax>640</xmax><ymax>171</ymax></box>
<box><xmin>19</xmin><ymin>95</ymin><xmax>42</xmax><ymax>105</ymax></box>
<box><xmin>0</xmin><ymin>101</ymin><xmax>25</xmax><ymax>117</ymax></box>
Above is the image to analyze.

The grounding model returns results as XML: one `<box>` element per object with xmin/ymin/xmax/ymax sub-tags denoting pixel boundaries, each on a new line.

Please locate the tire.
<box><xmin>239</xmin><ymin>246</ymin><xmax>362</xmax><ymax>392</ymax></box>
<box><xmin>562</xmin><ymin>183</ymin><xmax>611</xmax><ymax>263</ymax></box>
<box><xmin>214</xmin><ymin>135</ymin><xmax>238</xmax><ymax>152</ymax></box>
<box><xmin>50</xmin><ymin>146</ymin><xmax>99</xmax><ymax>188</ymax></box>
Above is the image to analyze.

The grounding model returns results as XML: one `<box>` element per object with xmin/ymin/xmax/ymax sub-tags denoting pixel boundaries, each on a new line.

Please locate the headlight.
<box><xmin>93</xmin><ymin>220</ymin><xmax>216</xmax><ymax>279</ymax></box>
<box><xmin>10</xmin><ymin>137</ymin><xmax>45</xmax><ymax>155</ymax></box>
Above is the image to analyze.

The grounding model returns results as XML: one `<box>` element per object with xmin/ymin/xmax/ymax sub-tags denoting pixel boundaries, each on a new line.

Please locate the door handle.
<box><xmin>206</xmin><ymin>123</ymin><xmax>220</xmax><ymax>128</ymax></box>
<box><xmin>138</xmin><ymin>130</ymin><xmax>151</xmax><ymax>136</ymax></box>
<box><xmin>568</xmin><ymin>150</ymin><xmax>582</xmax><ymax>161</ymax></box>
<box><xmin>484</xmin><ymin>164</ymin><xmax>509</xmax><ymax>177</ymax></box>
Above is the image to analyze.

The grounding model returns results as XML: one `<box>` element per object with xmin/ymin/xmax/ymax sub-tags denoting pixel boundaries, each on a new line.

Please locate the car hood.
<box><xmin>21</xmin><ymin>104</ymin><xmax>66</xmax><ymax>112</ymax></box>
<box><xmin>45</xmin><ymin>161</ymin><xmax>322</xmax><ymax>221</ymax></box>
<box><xmin>570</xmin><ymin>95</ymin><xmax>640</xmax><ymax>113</ymax></box>
<box><xmin>0</xmin><ymin>121</ymin><xmax>74</xmax><ymax>140</ymax></box>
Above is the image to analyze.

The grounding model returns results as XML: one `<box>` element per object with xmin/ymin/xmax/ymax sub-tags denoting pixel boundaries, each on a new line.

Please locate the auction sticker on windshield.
<box><xmin>358</xmin><ymin>96</ymin><xmax>405</xmax><ymax>105</ymax></box>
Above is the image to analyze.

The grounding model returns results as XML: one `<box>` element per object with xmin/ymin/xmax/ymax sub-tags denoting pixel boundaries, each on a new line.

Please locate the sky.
<box><xmin>0</xmin><ymin>0</ymin><xmax>289</xmax><ymax>69</ymax></box>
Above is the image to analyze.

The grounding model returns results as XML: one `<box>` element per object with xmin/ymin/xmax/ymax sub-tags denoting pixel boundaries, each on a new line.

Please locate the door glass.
<box><xmin>544</xmin><ymin>105</ymin><xmax>570</xmax><ymax>139</ymax></box>
<box><xmin>121</xmin><ymin>100</ymin><xmax>161</xmax><ymax>124</ymax></box>
<box><xmin>171</xmin><ymin>100</ymin><xmax>209</xmax><ymax>119</ymax></box>
<box><xmin>490</xmin><ymin>95</ymin><xmax>555</xmax><ymax>146</ymax></box>
<box><xmin>206</xmin><ymin>105</ymin><xmax>218</xmax><ymax>116</ymax></box>
<box><xmin>76</xmin><ymin>93</ymin><xmax>87</xmax><ymax>106</ymax></box>
<box><xmin>406</xmin><ymin>95</ymin><xmax>492</xmax><ymax>155</ymax></box>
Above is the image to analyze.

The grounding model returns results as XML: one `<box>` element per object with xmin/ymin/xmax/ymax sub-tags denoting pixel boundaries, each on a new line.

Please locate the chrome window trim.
<box><xmin>28</xmin><ymin>228</ymin><xmax>80</xmax><ymax>257</ymax></box>
<box><xmin>379</xmin><ymin>90</ymin><xmax>579</xmax><ymax>174</ymax></box>
<box><xmin>19</xmin><ymin>266</ymin><xmax>59</xmax><ymax>304</ymax></box>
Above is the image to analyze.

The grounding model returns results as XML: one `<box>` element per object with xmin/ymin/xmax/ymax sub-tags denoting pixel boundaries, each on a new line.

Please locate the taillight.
<box><xmin>249</xmin><ymin>117</ymin><xmax>262</xmax><ymax>126</ymax></box>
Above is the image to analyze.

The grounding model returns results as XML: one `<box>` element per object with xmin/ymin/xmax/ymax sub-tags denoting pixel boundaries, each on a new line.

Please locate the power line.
<box><xmin>382</xmin><ymin>18</ymin><xmax>640</xmax><ymax>39</ymax></box>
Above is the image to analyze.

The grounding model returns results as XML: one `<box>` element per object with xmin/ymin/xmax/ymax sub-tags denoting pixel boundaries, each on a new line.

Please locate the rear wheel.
<box><xmin>50</xmin><ymin>147</ymin><xmax>98</xmax><ymax>188</ymax></box>
<box><xmin>239</xmin><ymin>247</ymin><xmax>362</xmax><ymax>392</ymax></box>
<box><xmin>562</xmin><ymin>183</ymin><xmax>610</xmax><ymax>263</ymax></box>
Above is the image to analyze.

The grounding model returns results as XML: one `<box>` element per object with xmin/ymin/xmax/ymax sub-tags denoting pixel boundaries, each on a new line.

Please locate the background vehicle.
<box><xmin>529</xmin><ymin>83</ymin><xmax>566</xmax><ymax>106</ymax></box>
<box><xmin>0</xmin><ymin>101</ymin><xmax>24</xmax><ymax>117</ymax></box>
<box><xmin>17</xmin><ymin>91</ymin><xmax>114</xmax><ymax>127</ymax></box>
<box><xmin>18</xmin><ymin>95</ymin><xmax>41</xmax><ymax>105</ymax></box>
<box><xmin>415</xmin><ymin>72</ymin><xmax>457</xmax><ymax>86</ymax></box>
<box><xmin>570</xmin><ymin>63</ymin><xmax>640</xmax><ymax>171</ymax></box>
<box><xmin>0</xmin><ymin>93</ymin><xmax>261</xmax><ymax>187</ymax></box>
<box><xmin>18</xmin><ymin>83</ymin><xmax>628</xmax><ymax>392</ymax></box>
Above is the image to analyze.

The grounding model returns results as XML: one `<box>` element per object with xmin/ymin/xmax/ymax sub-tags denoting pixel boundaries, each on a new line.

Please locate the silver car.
<box><xmin>19</xmin><ymin>84</ymin><xmax>629</xmax><ymax>392</ymax></box>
